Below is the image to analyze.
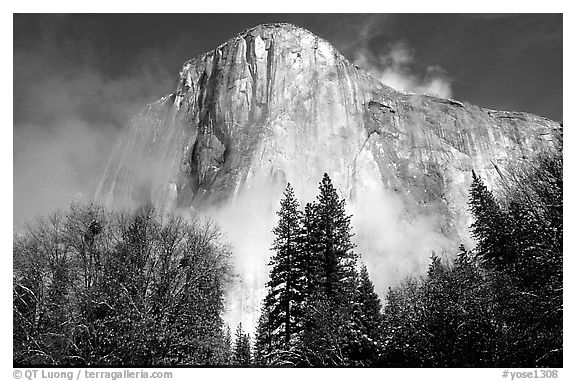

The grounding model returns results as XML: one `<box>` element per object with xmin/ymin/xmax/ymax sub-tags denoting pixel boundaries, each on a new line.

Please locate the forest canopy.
<box><xmin>253</xmin><ymin>151</ymin><xmax>562</xmax><ymax>367</ymax></box>
<box><xmin>13</xmin><ymin>149</ymin><xmax>562</xmax><ymax>367</ymax></box>
<box><xmin>13</xmin><ymin>204</ymin><xmax>234</xmax><ymax>366</ymax></box>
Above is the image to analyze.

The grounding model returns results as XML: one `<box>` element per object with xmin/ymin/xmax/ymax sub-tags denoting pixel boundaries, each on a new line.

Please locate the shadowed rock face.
<box><xmin>95</xmin><ymin>23</ymin><xmax>561</xmax><ymax>330</ymax></box>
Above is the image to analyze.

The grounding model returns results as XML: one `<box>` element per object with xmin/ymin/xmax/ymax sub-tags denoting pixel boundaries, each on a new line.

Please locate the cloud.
<box><xmin>206</xmin><ymin>186</ymin><xmax>280</xmax><ymax>334</ymax></box>
<box><xmin>354</xmin><ymin>41</ymin><xmax>453</xmax><ymax>99</ymax></box>
<box><xmin>13</xmin><ymin>17</ymin><xmax>174</xmax><ymax>227</ymax></box>
<box><xmin>14</xmin><ymin>118</ymin><xmax>117</xmax><ymax>226</ymax></box>
<box><xmin>197</xmin><ymin>151</ymin><xmax>459</xmax><ymax>333</ymax></box>
<box><xmin>350</xmin><ymin>186</ymin><xmax>457</xmax><ymax>297</ymax></box>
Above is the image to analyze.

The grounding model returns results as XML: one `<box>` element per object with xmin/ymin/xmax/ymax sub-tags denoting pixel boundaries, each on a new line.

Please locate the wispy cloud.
<box><xmin>354</xmin><ymin>41</ymin><xmax>453</xmax><ymax>98</ymax></box>
<box><xmin>13</xmin><ymin>16</ymin><xmax>174</xmax><ymax>227</ymax></box>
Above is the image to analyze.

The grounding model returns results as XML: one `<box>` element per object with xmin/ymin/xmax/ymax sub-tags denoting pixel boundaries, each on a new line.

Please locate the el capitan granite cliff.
<box><xmin>95</xmin><ymin>23</ymin><xmax>562</xmax><ymax>330</ymax></box>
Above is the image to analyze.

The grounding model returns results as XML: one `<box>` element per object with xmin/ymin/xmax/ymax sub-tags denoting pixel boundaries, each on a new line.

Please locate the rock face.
<box><xmin>95</xmin><ymin>23</ymin><xmax>561</xmax><ymax>330</ymax></box>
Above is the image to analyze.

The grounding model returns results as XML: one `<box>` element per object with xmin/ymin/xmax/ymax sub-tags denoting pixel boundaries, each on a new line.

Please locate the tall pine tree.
<box><xmin>295</xmin><ymin>174</ymin><xmax>359</xmax><ymax>366</ymax></box>
<box><xmin>469</xmin><ymin>170</ymin><xmax>513</xmax><ymax>268</ymax></box>
<box><xmin>348</xmin><ymin>264</ymin><xmax>383</xmax><ymax>365</ymax></box>
<box><xmin>222</xmin><ymin>326</ymin><xmax>233</xmax><ymax>365</ymax></box>
<box><xmin>253</xmin><ymin>306</ymin><xmax>273</xmax><ymax>365</ymax></box>
<box><xmin>262</xmin><ymin>184</ymin><xmax>304</xmax><ymax>352</ymax></box>
<box><xmin>232</xmin><ymin>323</ymin><xmax>252</xmax><ymax>366</ymax></box>
<box><xmin>298</xmin><ymin>202</ymin><xmax>321</xmax><ymax>298</ymax></box>
<box><xmin>310</xmin><ymin>173</ymin><xmax>358</xmax><ymax>302</ymax></box>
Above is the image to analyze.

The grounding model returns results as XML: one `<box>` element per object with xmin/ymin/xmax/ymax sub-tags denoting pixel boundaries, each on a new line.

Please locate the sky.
<box><xmin>13</xmin><ymin>13</ymin><xmax>562</xmax><ymax>226</ymax></box>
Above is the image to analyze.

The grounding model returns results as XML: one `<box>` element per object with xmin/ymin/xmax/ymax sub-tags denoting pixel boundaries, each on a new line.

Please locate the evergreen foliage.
<box><xmin>255</xmin><ymin>151</ymin><xmax>561</xmax><ymax>367</ymax></box>
<box><xmin>469</xmin><ymin>171</ymin><xmax>513</xmax><ymax>268</ymax></box>
<box><xmin>264</xmin><ymin>184</ymin><xmax>303</xmax><ymax>350</ymax></box>
<box><xmin>311</xmin><ymin>174</ymin><xmax>358</xmax><ymax>302</ymax></box>
<box><xmin>14</xmin><ymin>151</ymin><xmax>562</xmax><ymax>368</ymax></box>
<box><xmin>256</xmin><ymin>174</ymin><xmax>379</xmax><ymax>366</ymax></box>
<box><xmin>347</xmin><ymin>264</ymin><xmax>383</xmax><ymax>365</ymax></box>
<box><xmin>253</xmin><ymin>307</ymin><xmax>272</xmax><ymax>366</ymax></box>
<box><xmin>380</xmin><ymin>151</ymin><xmax>562</xmax><ymax>367</ymax></box>
<box><xmin>232</xmin><ymin>323</ymin><xmax>252</xmax><ymax>366</ymax></box>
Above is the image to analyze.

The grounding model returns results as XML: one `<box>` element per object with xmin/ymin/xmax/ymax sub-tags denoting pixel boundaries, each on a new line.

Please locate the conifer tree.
<box><xmin>295</xmin><ymin>174</ymin><xmax>359</xmax><ymax>365</ymax></box>
<box><xmin>348</xmin><ymin>264</ymin><xmax>383</xmax><ymax>365</ymax></box>
<box><xmin>427</xmin><ymin>252</ymin><xmax>445</xmax><ymax>279</ymax></box>
<box><xmin>223</xmin><ymin>326</ymin><xmax>233</xmax><ymax>365</ymax></box>
<box><xmin>297</xmin><ymin>202</ymin><xmax>321</xmax><ymax>298</ymax></box>
<box><xmin>451</xmin><ymin>244</ymin><xmax>500</xmax><ymax>366</ymax></box>
<box><xmin>469</xmin><ymin>170</ymin><xmax>513</xmax><ymax>268</ymax></box>
<box><xmin>422</xmin><ymin>253</ymin><xmax>458</xmax><ymax>366</ymax></box>
<box><xmin>310</xmin><ymin>173</ymin><xmax>358</xmax><ymax>302</ymax></box>
<box><xmin>255</xmin><ymin>183</ymin><xmax>308</xmax><ymax>365</ymax></box>
<box><xmin>456</xmin><ymin>244</ymin><xmax>470</xmax><ymax>266</ymax></box>
<box><xmin>355</xmin><ymin>265</ymin><xmax>383</xmax><ymax>335</ymax></box>
<box><xmin>233</xmin><ymin>323</ymin><xmax>252</xmax><ymax>366</ymax></box>
<box><xmin>253</xmin><ymin>306</ymin><xmax>273</xmax><ymax>365</ymax></box>
<box><xmin>263</xmin><ymin>183</ymin><xmax>303</xmax><ymax>350</ymax></box>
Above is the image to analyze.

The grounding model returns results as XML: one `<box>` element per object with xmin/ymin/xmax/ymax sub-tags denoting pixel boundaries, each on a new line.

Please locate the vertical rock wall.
<box><xmin>96</xmin><ymin>23</ymin><xmax>561</xmax><ymax>332</ymax></box>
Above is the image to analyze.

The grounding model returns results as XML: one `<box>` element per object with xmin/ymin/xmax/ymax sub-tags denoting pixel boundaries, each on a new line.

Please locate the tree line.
<box><xmin>248</xmin><ymin>150</ymin><xmax>562</xmax><ymax>367</ymax></box>
<box><xmin>251</xmin><ymin>174</ymin><xmax>381</xmax><ymax>366</ymax></box>
<box><xmin>13</xmin><ymin>205</ymin><xmax>235</xmax><ymax>366</ymax></box>
<box><xmin>14</xmin><ymin>149</ymin><xmax>561</xmax><ymax>367</ymax></box>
